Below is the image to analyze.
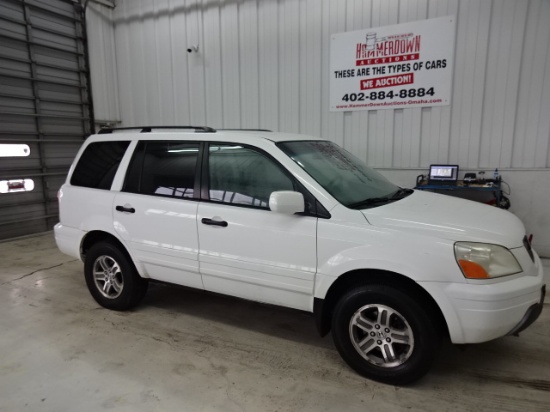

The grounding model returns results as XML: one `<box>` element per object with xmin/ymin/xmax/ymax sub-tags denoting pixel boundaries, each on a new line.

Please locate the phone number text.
<box><xmin>342</xmin><ymin>87</ymin><xmax>435</xmax><ymax>102</ymax></box>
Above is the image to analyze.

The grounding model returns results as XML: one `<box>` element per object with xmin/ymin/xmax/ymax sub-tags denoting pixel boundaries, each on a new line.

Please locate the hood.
<box><xmin>361</xmin><ymin>190</ymin><xmax>525</xmax><ymax>248</ymax></box>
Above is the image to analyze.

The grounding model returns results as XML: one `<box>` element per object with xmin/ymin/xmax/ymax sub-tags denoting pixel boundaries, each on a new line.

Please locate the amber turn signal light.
<box><xmin>458</xmin><ymin>259</ymin><xmax>490</xmax><ymax>279</ymax></box>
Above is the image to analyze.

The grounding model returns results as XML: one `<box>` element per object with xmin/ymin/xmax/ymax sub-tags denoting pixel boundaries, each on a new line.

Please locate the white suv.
<box><xmin>55</xmin><ymin>126</ymin><xmax>545</xmax><ymax>384</ymax></box>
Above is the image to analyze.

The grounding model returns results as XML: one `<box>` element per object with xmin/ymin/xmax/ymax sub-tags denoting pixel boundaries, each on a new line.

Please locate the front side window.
<box><xmin>123</xmin><ymin>141</ymin><xmax>199</xmax><ymax>199</ymax></box>
<box><xmin>278</xmin><ymin>140</ymin><xmax>401</xmax><ymax>208</ymax></box>
<box><xmin>208</xmin><ymin>144</ymin><xmax>294</xmax><ymax>208</ymax></box>
<box><xmin>71</xmin><ymin>141</ymin><xmax>130</xmax><ymax>189</ymax></box>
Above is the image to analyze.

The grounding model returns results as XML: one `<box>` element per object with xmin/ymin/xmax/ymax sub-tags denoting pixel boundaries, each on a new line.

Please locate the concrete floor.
<box><xmin>0</xmin><ymin>233</ymin><xmax>549</xmax><ymax>412</ymax></box>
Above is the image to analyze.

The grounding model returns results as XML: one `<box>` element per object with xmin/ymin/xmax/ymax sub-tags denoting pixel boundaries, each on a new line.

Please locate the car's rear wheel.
<box><xmin>331</xmin><ymin>284</ymin><xmax>440</xmax><ymax>385</ymax></box>
<box><xmin>84</xmin><ymin>241</ymin><xmax>148</xmax><ymax>310</ymax></box>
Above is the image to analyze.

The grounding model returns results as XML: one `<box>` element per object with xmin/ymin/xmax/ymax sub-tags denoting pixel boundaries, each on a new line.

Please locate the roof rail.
<box><xmin>97</xmin><ymin>126</ymin><xmax>217</xmax><ymax>134</ymax></box>
<box><xmin>217</xmin><ymin>129</ymin><xmax>272</xmax><ymax>132</ymax></box>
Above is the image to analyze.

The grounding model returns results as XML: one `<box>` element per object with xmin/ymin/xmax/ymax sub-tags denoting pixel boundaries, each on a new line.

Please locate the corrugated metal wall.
<box><xmin>86</xmin><ymin>0</ymin><xmax>550</xmax><ymax>255</ymax></box>
<box><xmin>0</xmin><ymin>0</ymin><xmax>92</xmax><ymax>240</ymax></box>
<box><xmin>90</xmin><ymin>0</ymin><xmax>550</xmax><ymax>170</ymax></box>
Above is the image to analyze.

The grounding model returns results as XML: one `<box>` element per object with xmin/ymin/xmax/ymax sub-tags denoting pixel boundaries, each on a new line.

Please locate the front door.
<box><xmin>197</xmin><ymin>143</ymin><xmax>317</xmax><ymax>311</ymax></box>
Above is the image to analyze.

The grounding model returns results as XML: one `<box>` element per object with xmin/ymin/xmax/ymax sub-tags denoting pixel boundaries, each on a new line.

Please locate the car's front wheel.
<box><xmin>331</xmin><ymin>284</ymin><xmax>440</xmax><ymax>385</ymax></box>
<box><xmin>84</xmin><ymin>241</ymin><xmax>148</xmax><ymax>310</ymax></box>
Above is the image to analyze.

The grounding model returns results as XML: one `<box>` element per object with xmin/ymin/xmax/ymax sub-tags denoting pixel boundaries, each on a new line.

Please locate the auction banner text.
<box><xmin>330</xmin><ymin>16</ymin><xmax>456</xmax><ymax>112</ymax></box>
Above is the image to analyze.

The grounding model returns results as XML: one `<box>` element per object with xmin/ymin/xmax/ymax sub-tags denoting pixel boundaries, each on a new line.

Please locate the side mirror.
<box><xmin>269</xmin><ymin>191</ymin><xmax>305</xmax><ymax>214</ymax></box>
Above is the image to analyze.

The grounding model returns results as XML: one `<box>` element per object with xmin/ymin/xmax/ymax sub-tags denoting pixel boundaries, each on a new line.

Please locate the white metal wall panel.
<box><xmin>86</xmin><ymin>0</ymin><xmax>550</xmax><ymax>254</ymax></box>
<box><xmin>87</xmin><ymin>1</ymin><xmax>120</xmax><ymax>125</ymax></box>
<box><xmin>168</xmin><ymin>0</ymin><xmax>192</xmax><ymax>125</ymax></box>
<box><xmin>221</xmin><ymin>0</ymin><xmax>241</xmax><ymax>128</ymax></box>
<box><xmin>258</xmin><ymin>0</ymin><xmax>279</xmax><ymax>132</ymax></box>
<box><xmin>513</xmin><ymin>0</ymin><xmax>550</xmax><ymax>168</ymax></box>
<box><xmin>202</xmin><ymin>0</ymin><xmax>223</xmax><ymax>127</ymax></box>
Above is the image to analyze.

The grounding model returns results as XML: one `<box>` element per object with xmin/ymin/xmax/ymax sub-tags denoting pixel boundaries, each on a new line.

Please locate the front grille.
<box><xmin>523</xmin><ymin>236</ymin><xmax>535</xmax><ymax>262</ymax></box>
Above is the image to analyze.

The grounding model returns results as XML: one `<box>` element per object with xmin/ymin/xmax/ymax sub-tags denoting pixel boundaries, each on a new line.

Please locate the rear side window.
<box><xmin>123</xmin><ymin>141</ymin><xmax>199</xmax><ymax>199</ymax></box>
<box><xmin>71</xmin><ymin>141</ymin><xmax>130</xmax><ymax>189</ymax></box>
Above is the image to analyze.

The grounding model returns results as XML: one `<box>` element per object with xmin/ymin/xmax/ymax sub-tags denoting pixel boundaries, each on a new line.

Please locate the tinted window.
<box><xmin>123</xmin><ymin>141</ymin><xmax>199</xmax><ymax>199</ymax></box>
<box><xmin>71</xmin><ymin>141</ymin><xmax>130</xmax><ymax>189</ymax></box>
<box><xmin>208</xmin><ymin>144</ymin><xmax>293</xmax><ymax>208</ymax></box>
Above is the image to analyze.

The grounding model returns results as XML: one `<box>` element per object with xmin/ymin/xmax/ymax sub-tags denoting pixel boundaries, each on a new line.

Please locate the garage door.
<box><xmin>0</xmin><ymin>0</ymin><xmax>92</xmax><ymax>240</ymax></box>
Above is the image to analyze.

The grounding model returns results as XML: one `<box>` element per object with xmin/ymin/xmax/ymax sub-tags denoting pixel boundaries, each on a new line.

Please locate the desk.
<box><xmin>414</xmin><ymin>180</ymin><xmax>508</xmax><ymax>209</ymax></box>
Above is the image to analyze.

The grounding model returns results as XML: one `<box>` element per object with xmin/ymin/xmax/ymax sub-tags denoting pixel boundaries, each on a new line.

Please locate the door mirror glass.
<box><xmin>269</xmin><ymin>191</ymin><xmax>305</xmax><ymax>214</ymax></box>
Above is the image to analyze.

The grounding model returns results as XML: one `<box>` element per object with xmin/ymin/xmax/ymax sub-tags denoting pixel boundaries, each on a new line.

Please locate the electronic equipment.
<box><xmin>428</xmin><ymin>164</ymin><xmax>459</xmax><ymax>186</ymax></box>
<box><xmin>463</xmin><ymin>172</ymin><xmax>477</xmax><ymax>184</ymax></box>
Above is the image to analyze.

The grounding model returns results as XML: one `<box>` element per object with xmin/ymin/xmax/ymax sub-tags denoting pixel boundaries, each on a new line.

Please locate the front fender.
<box><xmin>316</xmin><ymin>219</ymin><xmax>464</xmax><ymax>298</ymax></box>
<box><xmin>314</xmin><ymin>218</ymin><xmax>466</xmax><ymax>339</ymax></box>
<box><xmin>314</xmin><ymin>255</ymin><xmax>423</xmax><ymax>299</ymax></box>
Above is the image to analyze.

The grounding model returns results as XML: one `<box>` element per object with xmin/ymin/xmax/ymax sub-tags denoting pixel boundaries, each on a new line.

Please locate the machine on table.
<box><xmin>414</xmin><ymin>165</ymin><xmax>510</xmax><ymax>209</ymax></box>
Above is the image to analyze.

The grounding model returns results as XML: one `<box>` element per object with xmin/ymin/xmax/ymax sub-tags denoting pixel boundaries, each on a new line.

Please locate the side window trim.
<box><xmin>121</xmin><ymin>140</ymin><xmax>145</xmax><ymax>194</ymax></box>
<box><xmin>136</xmin><ymin>141</ymin><xmax>148</xmax><ymax>194</ymax></box>
<box><xmin>199</xmin><ymin>141</ymin><xmax>209</xmax><ymax>200</ymax></box>
<box><xmin>201</xmin><ymin>141</ymin><xmax>330</xmax><ymax>218</ymax></box>
<box><xmin>111</xmin><ymin>140</ymin><xmax>138</xmax><ymax>191</ymax></box>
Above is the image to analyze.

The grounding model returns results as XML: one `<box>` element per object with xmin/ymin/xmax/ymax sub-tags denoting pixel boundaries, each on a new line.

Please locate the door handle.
<box><xmin>201</xmin><ymin>217</ymin><xmax>228</xmax><ymax>227</ymax></box>
<box><xmin>116</xmin><ymin>205</ymin><xmax>135</xmax><ymax>213</ymax></box>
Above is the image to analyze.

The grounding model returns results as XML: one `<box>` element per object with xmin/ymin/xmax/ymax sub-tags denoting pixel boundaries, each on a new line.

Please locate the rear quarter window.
<box><xmin>70</xmin><ymin>141</ymin><xmax>130</xmax><ymax>189</ymax></box>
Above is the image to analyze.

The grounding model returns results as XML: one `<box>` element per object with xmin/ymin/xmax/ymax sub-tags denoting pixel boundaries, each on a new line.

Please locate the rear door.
<box><xmin>197</xmin><ymin>143</ymin><xmax>318</xmax><ymax>311</ymax></box>
<box><xmin>113</xmin><ymin>140</ymin><xmax>203</xmax><ymax>289</ymax></box>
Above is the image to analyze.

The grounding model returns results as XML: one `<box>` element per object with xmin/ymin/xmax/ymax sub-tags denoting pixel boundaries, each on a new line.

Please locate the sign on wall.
<box><xmin>330</xmin><ymin>16</ymin><xmax>456</xmax><ymax>112</ymax></box>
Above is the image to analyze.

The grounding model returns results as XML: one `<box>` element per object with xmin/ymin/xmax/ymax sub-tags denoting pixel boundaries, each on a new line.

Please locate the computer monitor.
<box><xmin>428</xmin><ymin>164</ymin><xmax>459</xmax><ymax>185</ymax></box>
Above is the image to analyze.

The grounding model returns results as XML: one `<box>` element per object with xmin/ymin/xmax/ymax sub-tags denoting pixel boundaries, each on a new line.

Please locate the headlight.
<box><xmin>454</xmin><ymin>242</ymin><xmax>522</xmax><ymax>279</ymax></box>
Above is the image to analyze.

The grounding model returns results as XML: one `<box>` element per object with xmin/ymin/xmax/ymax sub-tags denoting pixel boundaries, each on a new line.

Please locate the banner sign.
<box><xmin>330</xmin><ymin>16</ymin><xmax>456</xmax><ymax>112</ymax></box>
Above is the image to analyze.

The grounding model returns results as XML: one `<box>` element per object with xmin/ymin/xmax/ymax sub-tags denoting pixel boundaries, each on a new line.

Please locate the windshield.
<box><xmin>278</xmin><ymin>140</ymin><xmax>402</xmax><ymax>208</ymax></box>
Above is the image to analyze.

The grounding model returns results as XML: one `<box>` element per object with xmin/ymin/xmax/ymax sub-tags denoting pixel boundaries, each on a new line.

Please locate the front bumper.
<box><xmin>421</xmin><ymin>252</ymin><xmax>545</xmax><ymax>344</ymax></box>
<box><xmin>507</xmin><ymin>285</ymin><xmax>546</xmax><ymax>336</ymax></box>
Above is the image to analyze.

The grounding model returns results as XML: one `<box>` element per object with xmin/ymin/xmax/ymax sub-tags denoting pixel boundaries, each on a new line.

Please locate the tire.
<box><xmin>331</xmin><ymin>284</ymin><xmax>440</xmax><ymax>385</ymax></box>
<box><xmin>84</xmin><ymin>241</ymin><xmax>148</xmax><ymax>311</ymax></box>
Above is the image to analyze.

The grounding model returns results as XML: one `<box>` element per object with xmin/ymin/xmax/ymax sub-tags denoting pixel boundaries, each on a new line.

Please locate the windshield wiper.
<box><xmin>347</xmin><ymin>196</ymin><xmax>392</xmax><ymax>209</ymax></box>
<box><xmin>347</xmin><ymin>188</ymin><xmax>413</xmax><ymax>209</ymax></box>
<box><xmin>390</xmin><ymin>187</ymin><xmax>413</xmax><ymax>200</ymax></box>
